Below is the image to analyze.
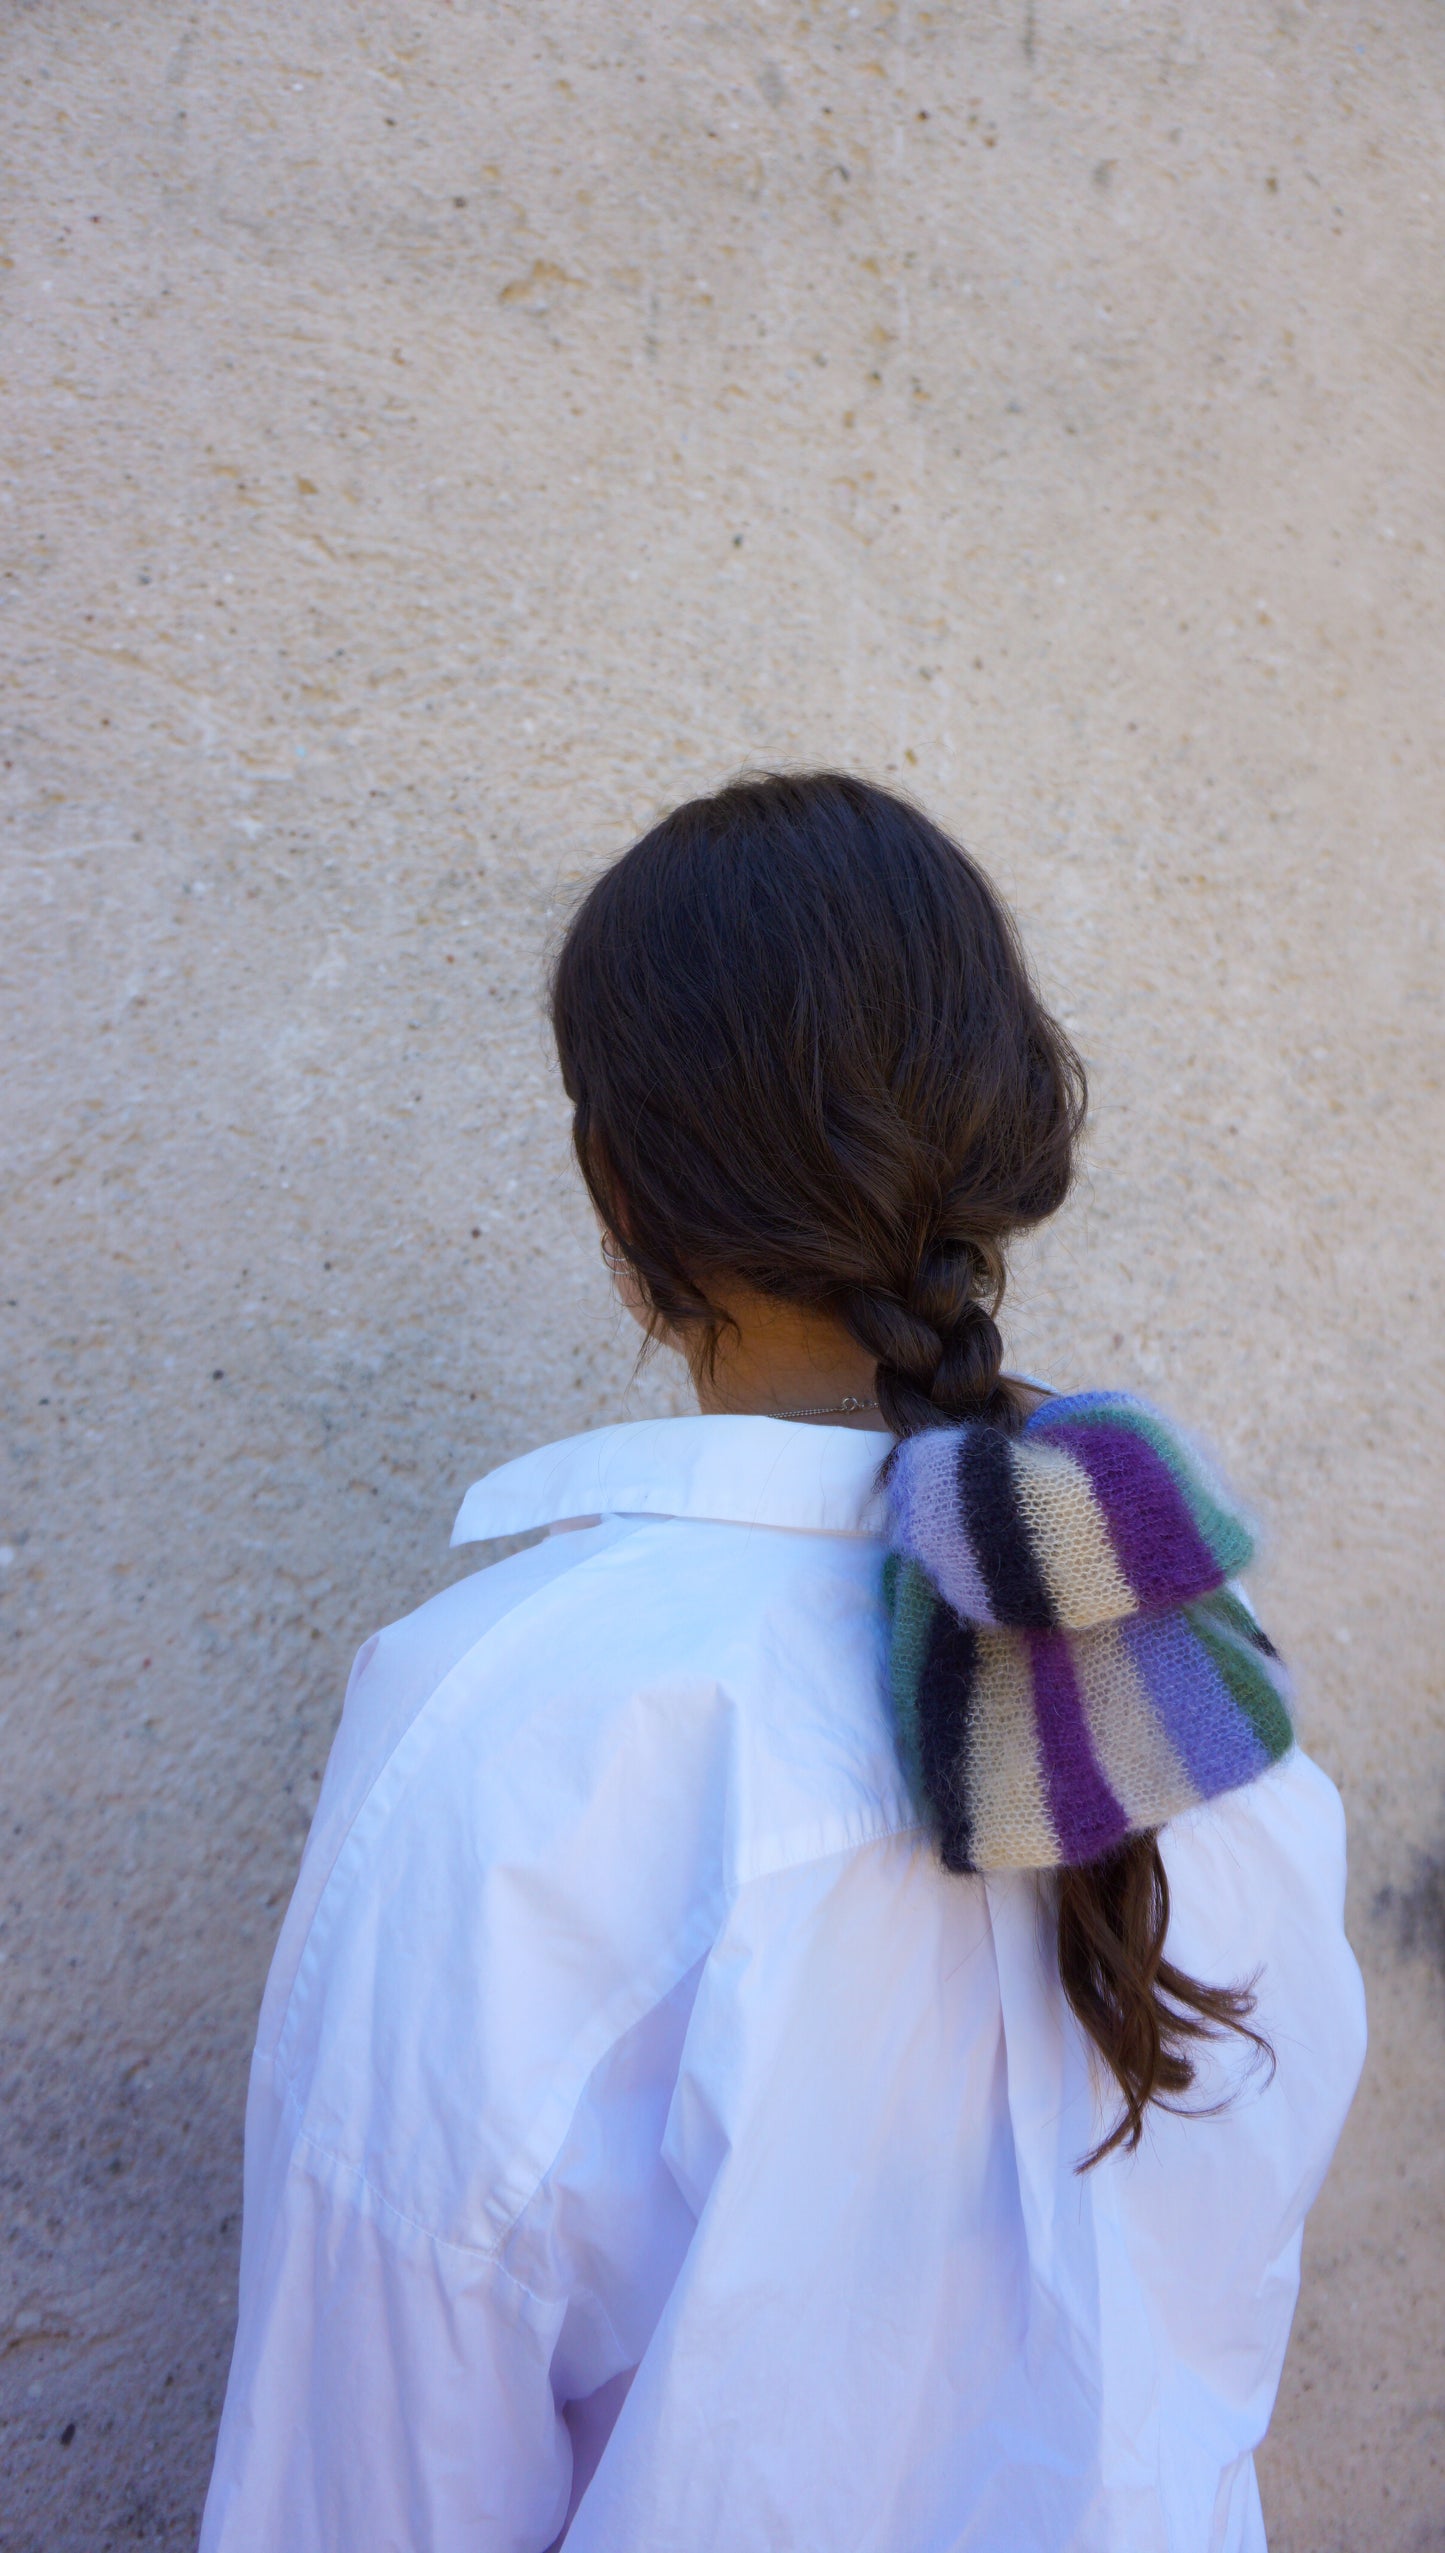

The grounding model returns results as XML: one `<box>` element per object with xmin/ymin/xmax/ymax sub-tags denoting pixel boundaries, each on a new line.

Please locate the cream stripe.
<box><xmin>1072</xmin><ymin>1619</ymin><xmax>1199</xmax><ymax>1828</ymax></box>
<box><xmin>1011</xmin><ymin>1440</ymin><xmax>1137</xmax><ymax>1630</ymax></box>
<box><xmin>968</xmin><ymin>1630</ymin><xmax>1057</xmax><ymax>1869</ymax></box>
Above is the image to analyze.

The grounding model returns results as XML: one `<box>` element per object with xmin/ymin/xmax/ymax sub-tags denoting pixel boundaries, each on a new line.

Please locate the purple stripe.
<box><xmin>889</xmin><ymin>1430</ymin><xmax>997</xmax><ymax>1624</ymax></box>
<box><xmin>1120</xmin><ymin>1611</ymin><xmax>1272</xmax><ymax>1796</ymax></box>
<box><xmin>1028</xmin><ymin>1630</ymin><xmax>1129</xmax><ymax>1864</ymax></box>
<box><xmin>1038</xmin><ymin>1420</ymin><xmax>1223</xmax><ymax>1611</ymax></box>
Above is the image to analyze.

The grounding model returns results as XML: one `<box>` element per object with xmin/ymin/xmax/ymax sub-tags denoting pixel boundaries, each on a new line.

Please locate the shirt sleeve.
<box><xmin>986</xmin><ymin>1746</ymin><xmax>1367</xmax><ymax>2531</ymax></box>
<box><xmin>199</xmin><ymin>1535</ymin><xmax>723</xmax><ymax>2553</ymax></box>
<box><xmin>201</xmin><ymin>1966</ymin><xmax>706</xmax><ymax>2553</ymax></box>
<box><xmin>199</xmin><ymin>2095</ymin><xmax>573</xmax><ymax>2553</ymax></box>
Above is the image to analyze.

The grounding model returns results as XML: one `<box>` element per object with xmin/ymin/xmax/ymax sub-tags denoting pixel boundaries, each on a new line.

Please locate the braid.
<box><xmin>842</xmin><ymin>1239</ymin><xmax>1020</xmax><ymax>1439</ymax></box>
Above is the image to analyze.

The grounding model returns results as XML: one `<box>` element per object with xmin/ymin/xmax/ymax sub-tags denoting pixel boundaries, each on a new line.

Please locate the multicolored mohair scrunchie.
<box><xmin>881</xmin><ymin>1392</ymin><xmax>1295</xmax><ymax>1873</ymax></box>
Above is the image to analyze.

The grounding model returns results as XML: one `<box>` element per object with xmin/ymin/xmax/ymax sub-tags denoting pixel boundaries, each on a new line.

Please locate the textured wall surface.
<box><xmin>2</xmin><ymin>3</ymin><xmax>1442</xmax><ymax>2544</ymax></box>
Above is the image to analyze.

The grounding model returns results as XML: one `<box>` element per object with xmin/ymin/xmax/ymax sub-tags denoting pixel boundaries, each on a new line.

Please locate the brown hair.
<box><xmin>552</xmin><ymin>769</ymin><xmax>1264</xmax><ymax>2165</ymax></box>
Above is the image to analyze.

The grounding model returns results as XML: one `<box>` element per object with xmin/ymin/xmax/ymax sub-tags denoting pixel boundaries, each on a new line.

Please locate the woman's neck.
<box><xmin>686</xmin><ymin>1287</ymin><xmax>883</xmax><ymax>1429</ymax></box>
<box><xmin>672</xmin><ymin>1281</ymin><xmax>1048</xmax><ymax>1429</ymax></box>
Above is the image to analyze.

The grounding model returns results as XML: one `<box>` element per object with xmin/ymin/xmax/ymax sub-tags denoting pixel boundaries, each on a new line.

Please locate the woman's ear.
<box><xmin>599</xmin><ymin>1227</ymin><xmax>654</xmax><ymax>1335</ymax></box>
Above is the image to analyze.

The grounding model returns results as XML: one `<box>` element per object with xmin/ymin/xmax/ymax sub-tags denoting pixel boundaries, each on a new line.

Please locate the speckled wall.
<box><xmin>3</xmin><ymin>4</ymin><xmax>1441</xmax><ymax>2543</ymax></box>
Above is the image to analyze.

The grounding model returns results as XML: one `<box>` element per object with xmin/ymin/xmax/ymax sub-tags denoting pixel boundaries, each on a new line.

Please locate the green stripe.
<box><xmin>1208</xmin><ymin>1585</ymin><xmax>1275</xmax><ymax>1654</ymax></box>
<box><xmin>1187</xmin><ymin>1592</ymin><xmax>1294</xmax><ymax>1761</ymax></box>
<box><xmin>884</xmin><ymin>1556</ymin><xmax>937</xmax><ymax>1804</ymax></box>
<box><xmin>1058</xmin><ymin>1397</ymin><xmax>1254</xmax><ymax>1577</ymax></box>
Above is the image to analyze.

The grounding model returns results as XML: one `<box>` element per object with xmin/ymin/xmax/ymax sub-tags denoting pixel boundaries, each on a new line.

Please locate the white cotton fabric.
<box><xmin>201</xmin><ymin>1413</ymin><xmax>1366</xmax><ymax>2553</ymax></box>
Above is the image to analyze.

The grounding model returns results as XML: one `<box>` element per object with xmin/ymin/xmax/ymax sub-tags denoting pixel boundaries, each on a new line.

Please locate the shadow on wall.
<box><xmin>1375</xmin><ymin>1828</ymin><xmax>1445</xmax><ymax>1988</ymax></box>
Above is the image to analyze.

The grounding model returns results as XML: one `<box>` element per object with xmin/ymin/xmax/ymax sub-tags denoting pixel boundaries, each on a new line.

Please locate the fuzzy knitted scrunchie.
<box><xmin>881</xmin><ymin>1391</ymin><xmax>1295</xmax><ymax>1873</ymax></box>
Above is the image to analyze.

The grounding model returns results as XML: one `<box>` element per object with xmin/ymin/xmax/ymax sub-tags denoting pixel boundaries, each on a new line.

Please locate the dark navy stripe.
<box><xmin>915</xmin><ymin>1599</ymin><xmax>979</xmax><ymax>1872</ymax></box>
<box><xmin>956</xmin><ymin>1426</ymin><xmax>1057</xmax><ymax>1630</ymax></box>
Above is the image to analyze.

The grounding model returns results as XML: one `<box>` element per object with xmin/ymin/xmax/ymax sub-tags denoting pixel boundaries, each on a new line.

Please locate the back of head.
<box><xmin>551</xmin><ymin>770</ymin><xmax>1086</xmax><ymax>1436</ymax></box>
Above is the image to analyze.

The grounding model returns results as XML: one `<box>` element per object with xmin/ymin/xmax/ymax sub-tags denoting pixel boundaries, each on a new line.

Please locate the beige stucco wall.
<box><xmin>3</xmin><ymin>3</ymin><xmax>1442</xmax><ymax>2542</ymax></box>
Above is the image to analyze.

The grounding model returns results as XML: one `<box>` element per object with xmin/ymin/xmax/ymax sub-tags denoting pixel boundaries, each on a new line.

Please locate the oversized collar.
<box><xmin>451</xmin><ymin>1413</ymin><xmax>896</xmax><ymax>1547</ymax></box>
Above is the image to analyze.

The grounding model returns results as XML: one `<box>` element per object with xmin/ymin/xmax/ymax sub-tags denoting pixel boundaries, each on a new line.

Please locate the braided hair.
<box><xmin>552</xmin><ymin>770</ymin><xmax>1260</xmax><ymax>2164</ymax></box>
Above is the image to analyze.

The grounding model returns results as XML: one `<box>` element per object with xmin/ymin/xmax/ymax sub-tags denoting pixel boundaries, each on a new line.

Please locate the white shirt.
<box><xmin>201</xmin><ymin>1415</ymin><xmax>1366</xmax><ymax>2553</ymax></box>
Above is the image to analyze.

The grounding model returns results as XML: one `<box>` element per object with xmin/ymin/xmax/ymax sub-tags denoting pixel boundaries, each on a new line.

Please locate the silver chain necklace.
<box><xmin>770</xmin><ymin>1393</ymin><xmax>878</xmax><ymax>1422</ymax></box>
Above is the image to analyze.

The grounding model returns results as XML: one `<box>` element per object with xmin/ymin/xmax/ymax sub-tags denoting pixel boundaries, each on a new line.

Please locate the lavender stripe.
<box><xmin>1041</xmin><ymin>1420</ymin><xmax>1222</xmax><ymax>1611</ymax></box>
<box><xmin>1027</xmin><ymin>1630</ymin><xmax>1129</xmax><ymax>1864</ymax></box>
<box><xmin>890</xmin><ymin>1429</ymin><xmax>997</xmax><ymax>1624</ymax></box>
<box><xmin>1120</xmin><ymin>1610</ymin><xmax>1272</xmax><ymax>1795</ymax></box>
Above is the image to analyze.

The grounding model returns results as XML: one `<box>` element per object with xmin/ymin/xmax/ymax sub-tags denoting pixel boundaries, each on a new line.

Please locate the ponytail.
<box><xmin>1057</xmin><ymin>1838</ymin><xmax>1270</xmax><ymax>2166</ymax></box>
<box><xmin>864</xmin><ymin>1254</ymin><xmax>1271</xmax><ymax>2167</ymax></box>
